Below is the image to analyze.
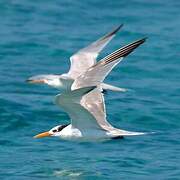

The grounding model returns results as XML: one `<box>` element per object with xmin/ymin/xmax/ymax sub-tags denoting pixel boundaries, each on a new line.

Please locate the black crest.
<box><xmin>57</xmin><ymin>124</ymin><xmax>69</xmax><ymax>132</ymax></box>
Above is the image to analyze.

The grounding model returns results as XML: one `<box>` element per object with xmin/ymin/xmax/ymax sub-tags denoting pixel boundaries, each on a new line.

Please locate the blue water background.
<box><xmin>0</xmin><ymin>0</ymin><xmax>180</xmax><ymax>179</ymax></box>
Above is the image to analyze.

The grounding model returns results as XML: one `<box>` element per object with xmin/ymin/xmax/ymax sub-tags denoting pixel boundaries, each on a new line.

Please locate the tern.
<box><xmin>27</xmin><ymin>25</ymin><xmax>127</xmax><ymax>92</ymax></box>
<box><xmin>33</xmin><ymin>38</ymin><xmax>147</xmax><ymax>140</ymax></box>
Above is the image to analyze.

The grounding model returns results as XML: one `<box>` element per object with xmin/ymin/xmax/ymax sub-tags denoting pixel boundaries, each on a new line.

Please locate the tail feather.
<box><xmin>112</xmin><ymin>130</ymin><xmax>148</xmax><ymax>137</ymax></box>
<box><xmin>101</xmin><ymin>83</ymin><xmax>127</xmax><ymax>92</ymax></box>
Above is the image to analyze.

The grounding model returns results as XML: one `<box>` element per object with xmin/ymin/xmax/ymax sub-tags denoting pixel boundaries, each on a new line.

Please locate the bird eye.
<box><xmin>52</xmin><ymin>129</ymin><xmax>57</xmax><ymax>133</ymax></box>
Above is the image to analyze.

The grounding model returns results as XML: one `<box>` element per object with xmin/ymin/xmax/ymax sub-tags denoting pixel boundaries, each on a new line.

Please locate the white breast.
<box><xmin>59</xmin><ymin>125</ymin><xmax>111</xmax><ymax>140</ymax></box>
<box><xmin>59</xmin><ymin>125</ymin><xmax>82</xmax><ymax>139</ymax></box>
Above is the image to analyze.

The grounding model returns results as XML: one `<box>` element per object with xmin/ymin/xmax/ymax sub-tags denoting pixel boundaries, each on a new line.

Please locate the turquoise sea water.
<box><xmin>1</xmin><ymin>0</ymin><xmax>180</xmax><ymax>179</ymax></box>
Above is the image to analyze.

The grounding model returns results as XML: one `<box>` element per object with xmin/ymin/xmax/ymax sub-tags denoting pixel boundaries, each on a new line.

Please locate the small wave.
<box><xmin>53</xmin><ymin>169</ymin><xmax>83</xmax><ymax>177</ymax></box>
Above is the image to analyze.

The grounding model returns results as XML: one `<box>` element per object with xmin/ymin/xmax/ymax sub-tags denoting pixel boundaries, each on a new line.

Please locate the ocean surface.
<box><xmin>0</xmin><ymin>0</ymin><xmax>180</xmax><ymax>179</ymax></box>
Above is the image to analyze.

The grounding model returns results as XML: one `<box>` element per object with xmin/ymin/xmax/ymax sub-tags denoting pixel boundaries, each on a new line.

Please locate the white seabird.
<box><xmin>27</xmin><ymin>25</ymin><xmax>127</xmax><ymax>92</ymax></box>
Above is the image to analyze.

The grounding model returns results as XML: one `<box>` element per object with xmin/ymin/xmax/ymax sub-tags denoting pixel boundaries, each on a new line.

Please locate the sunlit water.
<box><xmin>1</xmin><ymin>0</ymin><xmax>180</xmax><ymax>179</ymax></box>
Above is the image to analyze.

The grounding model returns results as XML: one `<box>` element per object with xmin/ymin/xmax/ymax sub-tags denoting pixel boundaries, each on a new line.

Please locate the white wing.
<box><xmin>67</xmin><ymin>25</ymin><xmax>123</xmax><ymax>79</ymax></box>
<box><xmin>71</xmin><ymin>38</ymin><xmax>146</xmax><ymax>90</ymax></box>
<box><xmin>54</xmin><ymin>86</ymin><xmax>115</xmax><ymax>131</ymax></box>
<box><xmin>54</xmin><ymin>87</ymin><xmax>104</xmax><ymax>130</ymax></box>
<box><xmin>81</xmin><ymin>88</ymin><xmax>144</xmax><ymax>136</ymax></box>
<box><xmin>81</xmin><ymin>87</ymin><xmax>115</xmax><ymax>131</ymax></box>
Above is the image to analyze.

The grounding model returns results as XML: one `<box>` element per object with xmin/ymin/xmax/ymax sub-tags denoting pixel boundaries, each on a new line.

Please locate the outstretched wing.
<box><xmin>71</xmin><ymin>38</ymin><xmax>146</xmax><ymax>90</ymax></box>
<box><xmin>54</xmin><ymin>85</ymin><xmax>116</xmax><ymax>132</ymax></box>
<box><xmin>67</xmin><ymin>25</ymin><xmax>123</xmax><ymax>79</ymax></box>
<box><xmin>81</xmin><ymin>87</ymin><xmax>114</xmax><ymax>131</ymax></box>
<box><xmin>54</xmin><ymin>86</ymin><xmax>115</xmax><ymax>131</ymax></box>
<box><xmin>54</xmin><ymin>87</ymin><xmax>104</xmax><ymax>130</ymax></box>
<box><xmin>81</xmin><ymin>88</ymin><xmax>144</xmax><ymax>136</ymax></box>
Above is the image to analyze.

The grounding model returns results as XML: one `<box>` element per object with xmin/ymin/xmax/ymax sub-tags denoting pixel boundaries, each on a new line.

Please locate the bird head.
<box><xmin>26</xmin><ymin>74</ymin><xmax>62</xmax><ymax>88</ymax></box>
<box><xmin>34</xmin><ymin>125</ymin><xmax>68</xmax><ymax>138</ymax></box>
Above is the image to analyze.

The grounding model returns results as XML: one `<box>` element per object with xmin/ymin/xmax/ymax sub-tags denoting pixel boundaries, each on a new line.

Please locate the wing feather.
<box><xmin>71</xmin><ymin>38</ymin><xmax>146</xmax><ymax>90</ymax></box>
<box><xmin>55</xmin><ymin>86</ymin><xmax>117</xmax><ymax>131</ymax></box>
<box><xmin>81</xmin><ymin>87</ymin><xmax>115</xmax><ymax>131</ymax></box>
<box><xmin>54</xmin><ymin>87</ymin><xmax>104</xmax><ymax>130</ymax></box>
<box><xmin>67</xmin><ymin>25</ymin><xmax>123</xmax><ymax>78</ymax></box>
<box><xmin>81</xmin><ymin>88</ymin><xmax>146</xmax><ymax>136</ymax></box>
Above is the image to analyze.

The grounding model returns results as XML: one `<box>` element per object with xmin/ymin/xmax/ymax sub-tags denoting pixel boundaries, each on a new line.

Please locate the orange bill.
<box><xmin>34</xmin><ymin>131</ymin><xmax>51</xmax><ymax>138</ymax></box>
<box><xmin>27</xmin><ymin>79</ymin><xmax>46</xmax><ymax>84</ymax></box>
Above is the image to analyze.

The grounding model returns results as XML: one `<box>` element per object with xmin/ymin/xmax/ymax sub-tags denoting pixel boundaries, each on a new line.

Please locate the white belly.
<box><xmin>59</xmin><ymin>125</ymin><xmax>111</xmax><ymax>141</ymax></box>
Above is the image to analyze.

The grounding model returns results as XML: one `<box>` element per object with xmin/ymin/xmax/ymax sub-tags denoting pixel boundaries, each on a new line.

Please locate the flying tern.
<box><xmin>27</xmin><ymin>25</ymin><xmax>127</xmax><ymax>92</ymax></box>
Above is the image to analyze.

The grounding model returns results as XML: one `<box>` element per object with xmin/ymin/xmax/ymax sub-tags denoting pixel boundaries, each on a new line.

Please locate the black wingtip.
<box><xmin>103</xmin><ymin>24</ymin><xmax>124</xmax><ymax>40</ymax></box>
<box><xmin>140</xmin><ymin>37</ymin><xmax>148</xmax><ymax>43</ymax></box>
<box><xmin>133</xmin><ymin>37</ymin><xmax>147</xmax><ymax>45</ymax></box>
<box><xmin>113</xmin><ymin>24</ymin><xmax>124</xmax><ymax>34</ymax></box>
<box><xmin>121</xmin><ymin>37</ymin><xmax>147</xmax><ymax>57</ymax></box>
<box><xmin>101</xmin><ymin>37</ymin><xmax>147</xmax><ymax>65</ymax></box>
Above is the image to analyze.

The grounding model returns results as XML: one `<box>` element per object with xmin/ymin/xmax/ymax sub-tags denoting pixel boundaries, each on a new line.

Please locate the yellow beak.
<box><xmin>34</xmin><ymin>131</ymin><xmax>51</xmax><ymax>138</ymax></box>
<box><xmin>26</xmin><ymin>79</ymin><xmax>46</xmax><ymax>84</ymax></box>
